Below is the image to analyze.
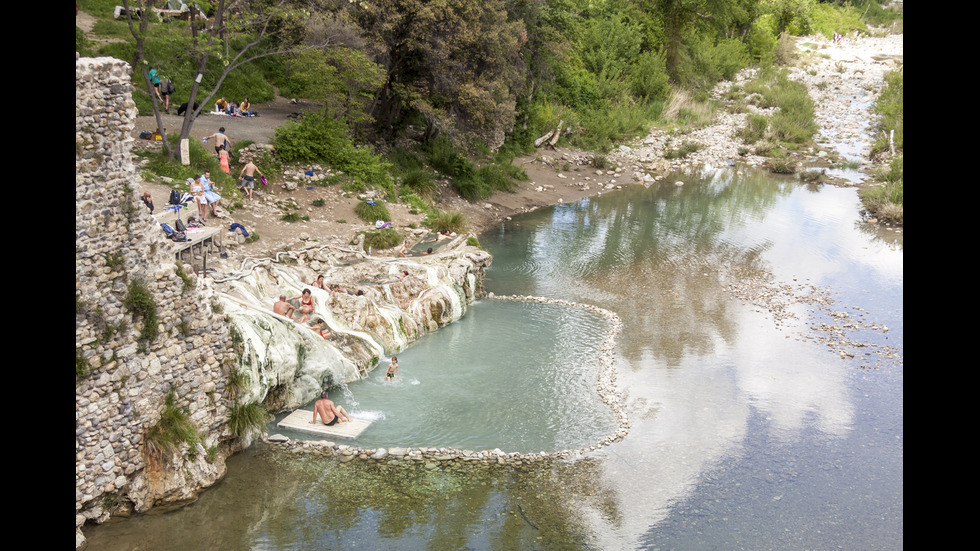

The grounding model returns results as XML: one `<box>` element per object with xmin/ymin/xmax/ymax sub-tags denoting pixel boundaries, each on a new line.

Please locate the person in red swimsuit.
<box><xmin>288</xmin><ymin>289</ymin><xmax>315</xmax><ymax>323</ymax></box>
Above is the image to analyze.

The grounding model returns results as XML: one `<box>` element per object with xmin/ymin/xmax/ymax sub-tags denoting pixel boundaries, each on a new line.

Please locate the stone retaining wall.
<box><xmin>76</xmin><ymin>55</ymin><xmax>238</xmax><ymax>548</ymax></box>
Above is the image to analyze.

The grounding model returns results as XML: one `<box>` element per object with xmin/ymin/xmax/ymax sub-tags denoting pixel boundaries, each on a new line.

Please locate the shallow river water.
<box><xmin>84</xmin><ymin>166</ymin><xmax>903</xmax><ymax>550</ymax></box>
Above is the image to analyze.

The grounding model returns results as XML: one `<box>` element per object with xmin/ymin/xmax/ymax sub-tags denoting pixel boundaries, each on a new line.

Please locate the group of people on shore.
<box><xmin>214</xmin><ymin>97</ymin><xmax>254</xmax><ymax>117</ymax></box>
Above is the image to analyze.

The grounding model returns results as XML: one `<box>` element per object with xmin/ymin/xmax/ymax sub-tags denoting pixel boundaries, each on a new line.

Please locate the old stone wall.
<box><xmin>75</xmin><ymin>55</ymin><xmax>238</xmax><ymax>547</ymax></box>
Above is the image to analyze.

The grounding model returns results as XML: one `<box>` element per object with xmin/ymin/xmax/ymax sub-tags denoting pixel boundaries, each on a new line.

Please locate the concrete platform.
<box><xmin>277</xmin><ymin>409</ymin><xmax>371</xmax><ymax>439</ymax></box>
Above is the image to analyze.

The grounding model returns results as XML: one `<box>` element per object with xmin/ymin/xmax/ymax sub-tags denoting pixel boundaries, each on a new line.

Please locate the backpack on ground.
<box><xmin>175</xmin><ymin>218</ymin><xmax>187</xmax><ymax>232</ymax></box>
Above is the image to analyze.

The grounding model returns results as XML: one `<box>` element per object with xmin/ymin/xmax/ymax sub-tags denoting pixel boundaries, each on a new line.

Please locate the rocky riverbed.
<box><xmin>607</xmin><ymin>33</ymin><xmax>903</xmax><ymax>187</ymax></box>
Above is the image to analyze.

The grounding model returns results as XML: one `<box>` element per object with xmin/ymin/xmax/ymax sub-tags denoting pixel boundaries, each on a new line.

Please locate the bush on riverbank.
<box><xmin>864</xmin><ymin>69</ymin><xmax>903</xmax><ymax>224</ymax></box>
<box><xmin>736</xmin><ymin>67</ymin><xmax>818</xmax><ymax>165</ymax></box>
<box><xmin>861</xmin><ymin>157</ymin><xmax>903</xmax><ymax>224</ymax></box>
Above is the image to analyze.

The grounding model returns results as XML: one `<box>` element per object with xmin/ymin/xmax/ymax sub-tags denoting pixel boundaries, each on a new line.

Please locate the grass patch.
<box><xmin>426</xmin><ymin>210</ymin><xmax>467</xmax><ymax>234</ymax></box>
<box><xmin>123</xmin><ymin>278</ymin><xmax>158</xmax><ymax>346</ymax></box>
<box><xmin>145</xmin><ymin>391</ymin><xmax>199</xmax><ymax>462</ymax></box>
<box><xmin>664</xmin><ymin>140</ymin><xmax>704</xmax><ymax>160</ymax></box>
<box><xmin>361</xmin><ymin>227</ymin><xmax>402</xmax><ymax>250</ymax></box>
<box><xmin>228</xmin><ymin>402</ymin><xmax>268</xmax><ymax>440</ymax></box>
<box><xmin>354</xmin><ymin>201</ymin><xmax>391</xmax><ymax>223</ymax></box>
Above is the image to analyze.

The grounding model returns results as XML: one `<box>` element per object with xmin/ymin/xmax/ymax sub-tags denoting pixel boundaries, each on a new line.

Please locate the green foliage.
<box><xmin>362</xmin><ymin>227</ymin><xmax>402</xmax><ymax>250</ymax></box>
<box><xmin>398</xmin><ymin>168</ymin><xmax>438</xmax><ymax>200</ymax></box>
<box><xmin>76</xmin><ymin>26</ymin><xmax>95</xmax><ymax>57</ymax></box>
<box><xmin>145</xmin><ymin>391</ymin><xmax>199</xmax><ymax>461</ymax></box>
<box><xmin>871</xmin><ymin>70</ymin><xmax>903</xmax><ymax>156</ymax></box>
<box><xmin>420</xmin><ymin>135</ymin><xmax>521</xmax><ymax>201</ymax></box>
<box><xmin>352</xmin><ymin>0</ymin><xmax>524</xmax><ymax>146</ymax></box>
<box><xmin>664</xmin><ymin>140</ymin><xmax>704</xmax><ymax>160</ymax></box>
<box><xmin>691</xmin><ymin>37</ymin><xmax>751</xmax><ymax>85</ymax></box>
<box><xmin>354</xmin><ymin>201</ymin><xmax>391</xmax><ymax>223</ymax></box>
<box><xmin>275</xmin><ymin>48</ymin><xmax>386</xmax><ymax>130</ymax></box>
<box><xmin>740</xmin><ymin>113</ymin><xmax>771</xmax><ymax>144</ymax></box>
<box><xmin>228</xmin><ymin>402</ymin><xmax>269</xmax><ymax>440</ymax></box>
<box><xmin>809</xmin><ymin>2</ymin><xmax>868</xmax><ymax>38</ymax></box>
<box><xmin>741</xmin><ymin>68</ymin><xmax>817</xmax><ymax>147</ymax></box>
<box><xmin>123</xmin><ymin>278</ymin><xmax>158</xmax><ymax>345</ymax></box>
<box><xmin>766</xmin><ymin>157</ymin><xmax>797</xmax><ymax>174</ymax></box>
<box><xmin>273</xmin><ymin>111</ymin><xmax>394</xmax><ymax>195</ymax></box>
<box><xmin>426</xmin><ymin>210</ymin><xmax>467</xmax><ymax>234</ymax></box>
<box><xmin>76</xmin><ymin>348</ymin><xmax>89</xmax><ymax>379</ymax></box>
<box><xmin>567</xmin><ymin>101</ymin><xmax>663</xmax><ymax>152</ymax></box>
<box><xmin>280</xmin><ymin>212</ymin><xmax>309</xmax><ymax>222</ymax></box>
<box><xmin>746</xmin><ymin>18</ymin><xmax>778</xmax><ymax>62</ymax></box>
<box><xmin>578</xmin><ymin>13</ymin><xmax>643</xmax><ymax>98</ymax></box>
<box><xmin>629</xmin><ymin>51</ymin><xmax>671</xmax><ymax>102</ymax></box>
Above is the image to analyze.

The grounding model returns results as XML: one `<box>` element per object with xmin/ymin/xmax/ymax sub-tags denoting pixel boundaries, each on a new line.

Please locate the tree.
<box><xmin>350</xmin><ymin>0</ymin><xmax>527</xmax><ymax>150</ymax></box>
<box><xmin>123</xmin><ymin>0</ymin><xmax>347</xmax><ymax>162</ymax></box>
<box><xmin>643</xmin><ymin>0</ymin><xmax>734</xmax><ymax>81</ymax></box>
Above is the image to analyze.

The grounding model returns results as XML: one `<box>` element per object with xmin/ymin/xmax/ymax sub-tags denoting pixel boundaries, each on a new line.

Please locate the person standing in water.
<box><xmin>385</xmin><ymin>356</ymin><xmax>399</xmax><ymax>382</ymax></box>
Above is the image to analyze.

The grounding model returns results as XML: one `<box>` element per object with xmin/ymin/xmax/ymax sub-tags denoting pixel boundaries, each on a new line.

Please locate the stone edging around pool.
<box><xmin>262</xmin><ymin>294</ymin><xmax>630</xmax><ymax>467</ymax></box>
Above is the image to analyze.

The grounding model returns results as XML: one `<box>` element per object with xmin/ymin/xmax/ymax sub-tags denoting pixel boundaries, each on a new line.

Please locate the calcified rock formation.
<box><xmin>212</xmin><ymin>240</ymin><xmax>492</xmax><ymax>413</ymax></box>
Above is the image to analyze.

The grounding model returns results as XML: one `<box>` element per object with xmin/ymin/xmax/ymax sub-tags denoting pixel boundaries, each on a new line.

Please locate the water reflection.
<box><xmin>83</xmin><ymin>167</ymin><xmax>902</xmax><ymax>550</ymax></box>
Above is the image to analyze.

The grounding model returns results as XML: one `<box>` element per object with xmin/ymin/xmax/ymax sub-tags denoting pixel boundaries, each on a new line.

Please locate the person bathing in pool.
<box><xmin>385</xmin><ymin>357</ymin><xmax>399</xmax><ymax>382</ymax></box>
<box><xmin>310</xmin><ymin>391</ymin><xmax>351</xmax><ymax>426</ymax></box>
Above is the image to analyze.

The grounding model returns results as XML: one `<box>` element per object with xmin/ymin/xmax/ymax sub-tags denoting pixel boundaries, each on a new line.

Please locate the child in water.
<box><xmin>385</xmin><ymin>357</ymin><xmax>399</xmax><ymax>382</ymax></box>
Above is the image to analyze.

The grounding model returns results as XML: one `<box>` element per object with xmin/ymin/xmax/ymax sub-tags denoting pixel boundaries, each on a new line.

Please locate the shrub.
<box><xmin>477</xmin><ymin>163</ymin><xmax>519</xmax><ymax>193</ymax></box>
<box><xmin>123</xmin><ymin>278</ymin><xmax>158</xmax><ymax>345</ymax></box>
<box><xmin>691</xmin><ymin>37</ymin><xmax>750</xmax><ymax>85</ymax></box>
<box><xmin>799</xmin><ymin>169</ymin><xmax>826</xmax><ymax>183</ymax></box>
<box><xmin>629</xmin><ymin>50</ymin><xmax>670</xmax><ymax>102</ymax></box>
<box><xmin>664</xmin><ymin>140</ymin><xmax>704</xmax><ymax>160</ymax></box>
<box><xmin>741</xmin><ymin>114</ymin><xmax>770</xmax><ymax>144</ymax></box>
<box><xmin>426</xmin><ymin>210</ymin><xmax>467</xmax><ymax>234</ymax></box>
<box><xmin>766</xmin><ymin>158</ymin><xmax>797</xmax><ymax>174</ymax></box>
<box><xmin>228</xmin><ymin>402</ymin><xmax>268</xmax><ymax>440</ymax></box>
<box><xmin>145</xmin><ymin>391</ymin><xmax>199</xmax><ymax>461</ymax></box>
<box><xmin>871</xmin><ymin>70</ymin><xmax>903</xmax><ymax>157</ymax></box>
<box><xmin>354</xmin><ymin>201</ymin><xmax>391</xmax><ymax>223</ymax></box>
<box><xmin>273</xmin><ymin>110</ymin><xmax>393</xmax><ymax>194</ymax></box>
<box><xmin>362</xmin><ymin>227</ymin><xmax>402</xmax><ymax>250</ymax></box>
<box><xmin>399</xmin><ymin>168</ymin><xmax>438</xmax><ymax>199</ymax></box>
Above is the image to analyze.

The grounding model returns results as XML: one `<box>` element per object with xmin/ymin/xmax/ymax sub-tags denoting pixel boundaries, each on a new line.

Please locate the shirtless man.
<box><xmin>309</xmin><ymin>391</ymin><xmax>351</xmax><ymax>426</ymax></box>
<box><xmin>204</xmin><ymin>127</ymin><xmax>231</xmax><ymax>156</ymax></box>
<box><xmin>238</xmin><ymin>156</ymin><xmax>264</xmax><ymax>200</ymax></box>
<box><xmin>273</xmin><ymin>295</ymin><xmax>295</xmax><ymax>318</ymax></box>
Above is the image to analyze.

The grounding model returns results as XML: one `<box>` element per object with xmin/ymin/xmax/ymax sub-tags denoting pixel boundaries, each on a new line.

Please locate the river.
<box><xmin>83</xmin><ymin>165</ymin><xmax>902</xmax><ymax>550</ymax></box>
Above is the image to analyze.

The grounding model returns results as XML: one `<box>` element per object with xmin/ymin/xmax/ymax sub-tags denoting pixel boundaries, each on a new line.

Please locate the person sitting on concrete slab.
<box><xmin>310</xmin><ymin>391</ymin><xmax>351</xmax><ymax>426</ymax></box>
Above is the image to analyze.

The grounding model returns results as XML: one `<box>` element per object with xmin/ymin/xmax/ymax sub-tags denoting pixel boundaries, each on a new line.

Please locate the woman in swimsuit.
<box><xmin>311</xmin><ymin>275</ymin><xmax>325</xmax><ymax>289</ymax></box>
<box><xmin>288</xmin><ymin>289</ymin><xmax>315</xmax><ymax>323</ymax></box>
<box><xmin>190</xmin><ymin>176</ymin><xmax>208</xmax><ymax>223</ymax></box>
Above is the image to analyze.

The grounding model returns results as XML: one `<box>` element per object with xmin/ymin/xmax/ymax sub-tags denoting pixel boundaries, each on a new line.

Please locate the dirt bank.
<box><xmin>131</xmin><ymin>32</ymin><xmax>902</xmax><ymax>263</ymax></box>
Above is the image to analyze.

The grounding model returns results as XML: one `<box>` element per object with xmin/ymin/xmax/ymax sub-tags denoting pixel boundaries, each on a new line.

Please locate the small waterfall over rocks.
<box><xmin>213</xmin><ymin>241</ymin><xmax>491</xmax><ymax>413</ymax></box>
